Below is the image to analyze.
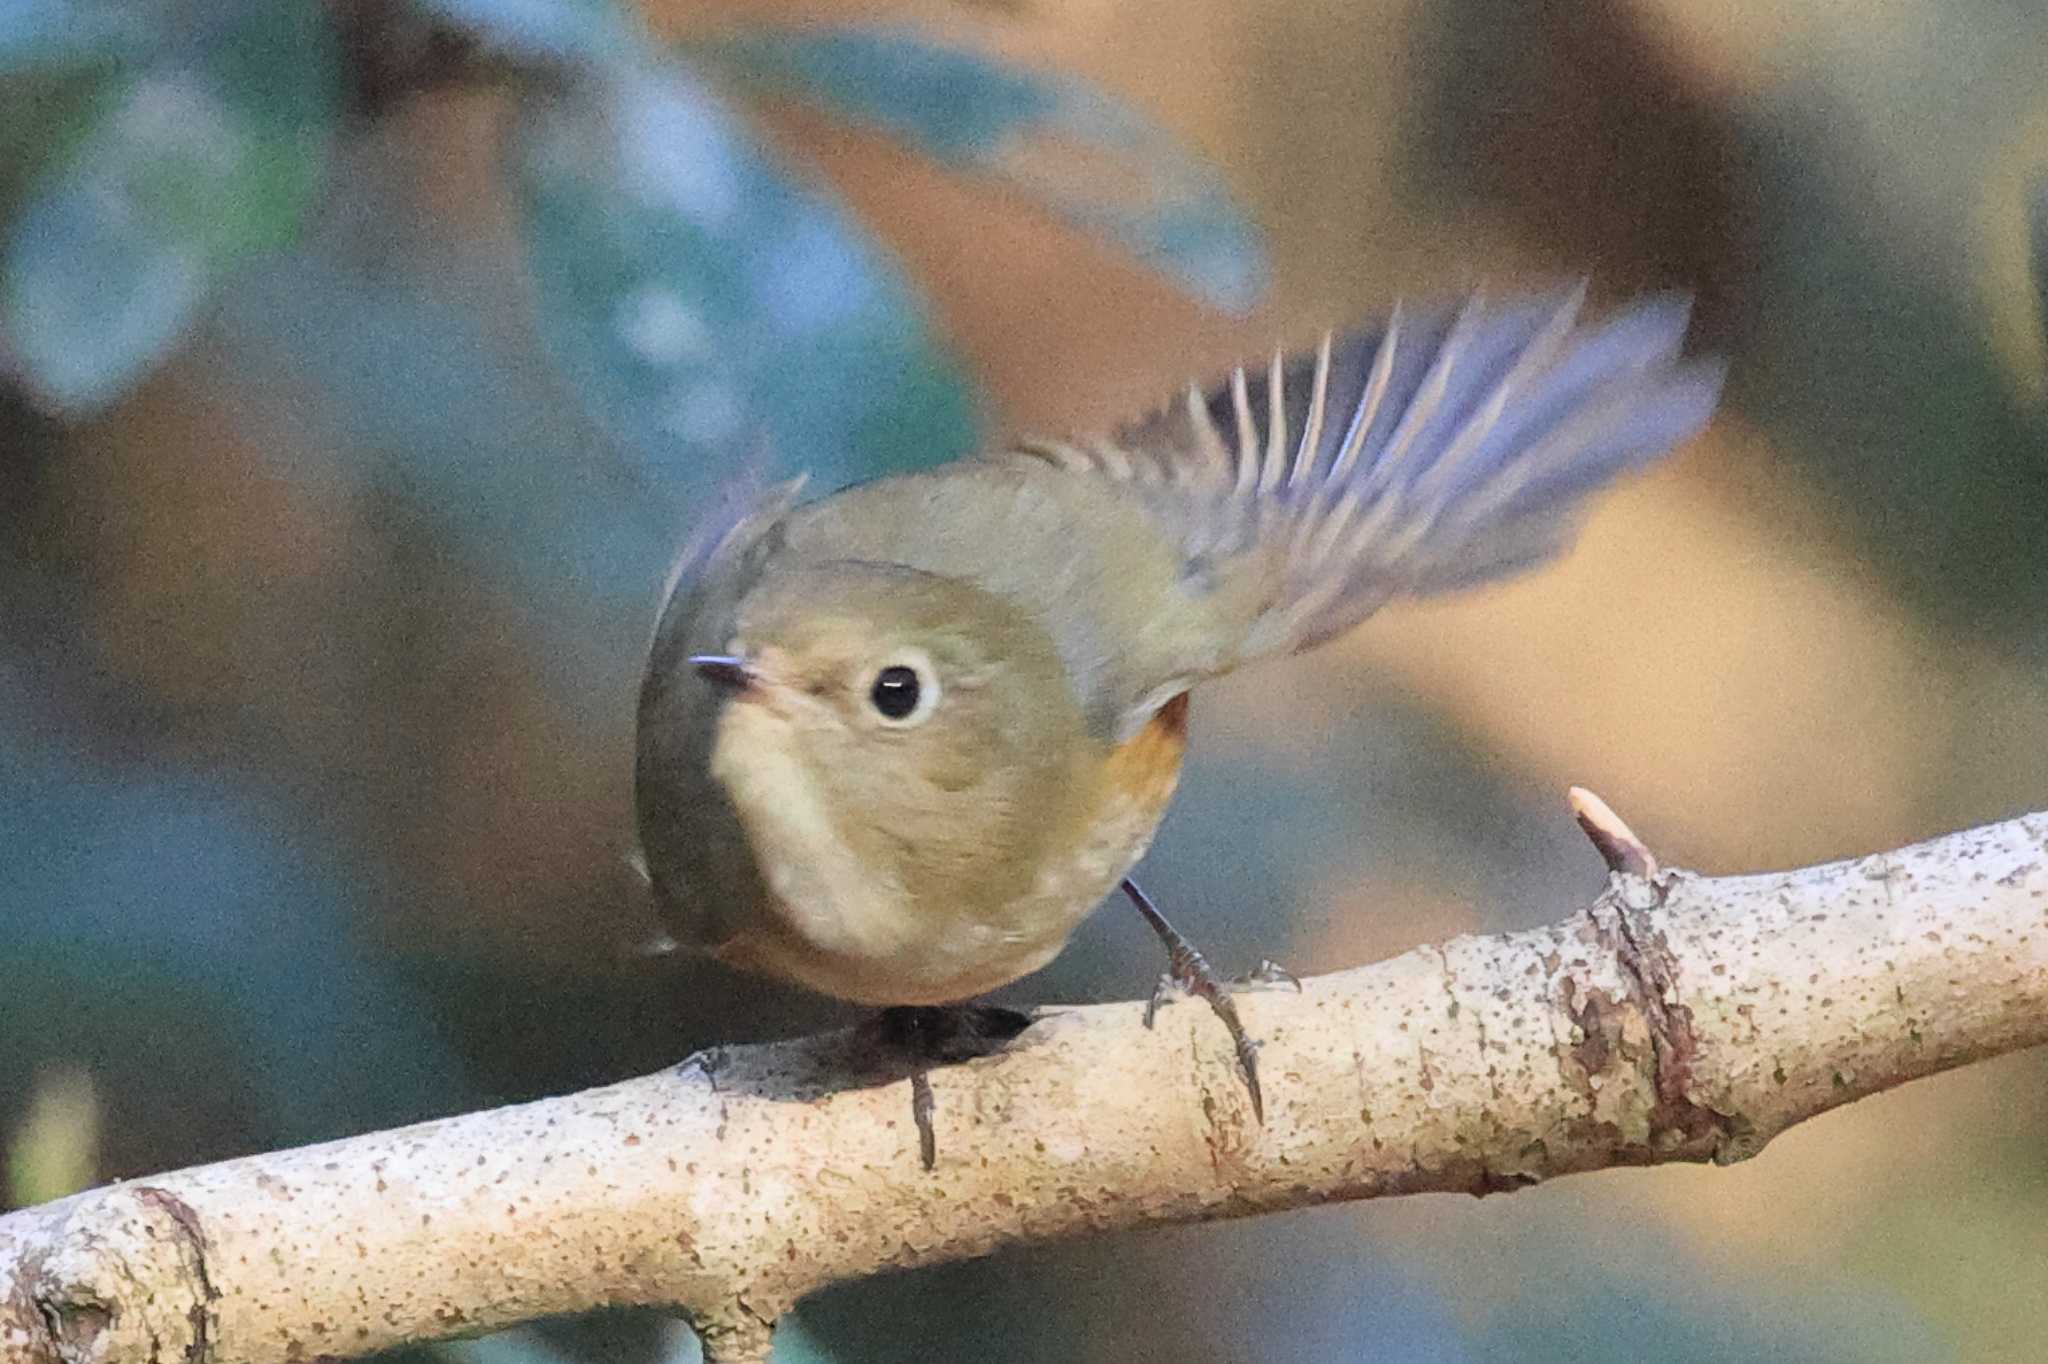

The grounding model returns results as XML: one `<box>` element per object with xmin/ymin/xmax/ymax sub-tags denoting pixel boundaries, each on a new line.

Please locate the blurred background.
<box><xmin>5</xmin><ymin>0</ymin><xmax>2048</xmax><ymax>1361</ymax></box>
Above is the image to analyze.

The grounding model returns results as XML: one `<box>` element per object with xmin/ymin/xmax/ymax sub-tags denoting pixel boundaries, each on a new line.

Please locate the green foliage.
<box><xmin>1</xmin><ymin>3</ymin><xmax>337</xmax><ymax>408</ymax></box>
<box><xmin>0</xmin><ymin>695</ymin><xmax>463</xmax><ymax>1144</ymax></box>
<box><xmin>513</xmin><ymin>62</ymin><xmax>977</xmax><ymax>489</ymax></box>
<box><xmin>0</xmin><ymin>0</ymin><xmax>1265</xmax><ymax>468</ymax></box>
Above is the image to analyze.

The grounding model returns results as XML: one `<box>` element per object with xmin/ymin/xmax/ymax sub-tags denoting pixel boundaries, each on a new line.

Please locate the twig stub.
<box><xmin>1569</xmin><ymin>785</ymin><xmax>1660</xmax><ymax>880</ymax></box>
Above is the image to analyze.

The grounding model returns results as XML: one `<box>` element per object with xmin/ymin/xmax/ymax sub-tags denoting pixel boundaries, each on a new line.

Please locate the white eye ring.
<box><xmin>865</xmin><ymin>649</ymin><xmax>941</xmax><ymax>728</ymax></box>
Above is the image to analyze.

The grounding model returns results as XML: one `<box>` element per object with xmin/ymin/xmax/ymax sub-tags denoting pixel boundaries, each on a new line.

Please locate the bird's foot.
<box><xmin>1148</xmin><ymin>958</ymin><xmax>1302</xmax><ymax>1018</ymax></box>
<box><xmin>1124</xmin><ymin>879</ymin><xmax>1300</xmax><ymax>1124</ymax></box>
<box><xmin>1239</xmin><ymin>958</ymin><xmax>1303</xmax><ymax>991</ymax></box>
<box><xmin>872</xmin><ymin>1004</ymin><xmax>1034</xmax><ymax>1171</ymax></box>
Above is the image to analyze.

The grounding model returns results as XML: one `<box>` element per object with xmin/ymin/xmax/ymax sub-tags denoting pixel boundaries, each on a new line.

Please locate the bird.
<box><xmin>633</xmin><ymin>285</ymin><xmax>1723</xmax><ymax>1153</ymax></box>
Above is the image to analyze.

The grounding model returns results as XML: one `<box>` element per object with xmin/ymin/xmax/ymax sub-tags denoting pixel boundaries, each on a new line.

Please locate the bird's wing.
<box><xmin>636</xmin><ymin>472</ymin><xmax>805</xmax><ymax>950</ymax></box>
<box><xmin>1007</xmin><ymin>287</ymin><xmax>1723</xmax><ymax>732</ymax></box>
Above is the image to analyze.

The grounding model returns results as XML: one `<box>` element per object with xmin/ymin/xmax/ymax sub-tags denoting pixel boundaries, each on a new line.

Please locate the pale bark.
<box><xmin>4</xmin><ymin>800</ymin><xmax>2047</xmax><ymax>1364</ymax></box>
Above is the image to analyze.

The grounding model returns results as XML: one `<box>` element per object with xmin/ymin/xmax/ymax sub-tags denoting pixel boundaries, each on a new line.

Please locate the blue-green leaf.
<box><xmin>0</xmin><ymin>3</ymin><xmax>337</xmax><ymax>411</ymax></box>
<box><xmin>0</xmin><ymin>0</ymin><xmax>156</xmax><ymax>72</ymax></box>
<box><xmin>214</xmin><ymin>246</ymin><xmax>670</xmax><ymax>709</ymax></box>
<box><xmin>512</xmin><ymin>61</ymin><xmax>978</xmax><ymax>492</ymax></box>
<box><xmin>0</xmin><ymin>693</ymin><xmax>462</xmax><ymax>1142</ymax></box>
<box><xmin>688</xmin><ymin>26</ymin><xmax>1267</xmax><ymax>314</ymax></box>
<box><xmin>414</xmin><ymin>0</ymin><xmax>650</xmax><ymax>68</ymax></box>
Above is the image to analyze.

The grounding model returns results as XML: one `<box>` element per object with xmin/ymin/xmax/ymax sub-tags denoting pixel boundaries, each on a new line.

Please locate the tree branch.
<box><xmin>5</xmin><ymin>800</ymin><xmax>2047</xmax><ymax>1364</ymax></box>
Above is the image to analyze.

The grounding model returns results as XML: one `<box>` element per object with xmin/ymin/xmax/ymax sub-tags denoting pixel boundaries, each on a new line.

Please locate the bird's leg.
<box><xmin>873</xmin><ymin>1004</ymin><xmax>1033</xmax><ymax>1170</ymax></box>
<box><xmin>908</xmin><ymin>1069</ymin><xmax>937</xmax><ymax>1172</ymax></box>
<box><xmin>1121</xmin><ymin>877</ymin><xmax>1300</xmax><ymax>1123</ymax></box>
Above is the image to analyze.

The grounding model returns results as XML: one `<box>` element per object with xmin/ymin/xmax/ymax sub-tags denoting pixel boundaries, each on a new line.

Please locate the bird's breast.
<box><xmin>707</xmin><ymin>693</ymin><xmax>1191</xmax><ymax>1006</ymax></box>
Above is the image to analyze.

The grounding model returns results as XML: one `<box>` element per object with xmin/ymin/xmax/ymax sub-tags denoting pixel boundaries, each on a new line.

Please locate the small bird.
<box><xmin>634</xmin><ymin>287</ymin><xmax>1722</xmax><ymax>1144</ymax></box>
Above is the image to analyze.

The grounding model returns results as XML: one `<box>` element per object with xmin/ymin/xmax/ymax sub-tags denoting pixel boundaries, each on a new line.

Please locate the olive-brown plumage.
<box><xmin>634</xmin><ymin>287</ymin><xmax>1723</xmax><ymax>1007</ymax></box>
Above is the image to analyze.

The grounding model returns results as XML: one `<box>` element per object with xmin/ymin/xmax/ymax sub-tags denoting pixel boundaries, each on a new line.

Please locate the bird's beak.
<box><xmin>689</xmin><ymin>654</ymin><xmax>758</xmax><ymax>694</ymax></box>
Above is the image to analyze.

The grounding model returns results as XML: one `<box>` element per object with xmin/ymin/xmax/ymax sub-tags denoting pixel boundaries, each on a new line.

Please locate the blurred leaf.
<box><xmin>512</xmin><ymin>61</ymin><xmax>978</xmax><ymax>491</ymax></box>
<box><xmin>5</xmin><ymin>1066</ymin><xmax>99</xmax><ymax>1205</ymax></box>
<box><xmin>761</xmin><ymin>1319</ymin><xmax>835</xmax><ymax>1364</ymax></box>
<box><xmin>215</xmin><ymin>245</ymin><xmax>671</xmax><ymax>710</ymax></box>
<box><xmin>0</xmin><ymin>2</ymin><xmax>337</xmax><ymax>411</ymax></box>
<box><xmin>1723</xmin><ymin>95</ymin><xmax>2048</xmax><ymax>648</ymax></box>
<box><xmin>442</xmin><ymin>1328</ymin><xmax>591</xmax><ymax>1364</ymax></box>
<box><xmin>796</xmin><ymin>1218</ymin><xmax>1465</xmax><ymax>1364</ymax></box>
<box><xmin>690</xmin><ymin>26</ymin><xmax>1267</xmax><ymax>314</ymax></box>
<box><xmin>0</xmin><ymin>677</ymin><xmax>463</xmax><ymax>1145</ymax></box>
<box><xmin>0</xmin><ymin>70</ymin><xmax>117</xmax><ymax>223</ymax></box>
<box><xmin>0</xmin><ymin>0</ymin><xmax>155</xmax><ymax>72</ymax></box>
<box><xmin>1471</xmin><ymin>1255</ymin><xmax>1945</xmax><ymax>1364</ymax></box>
<box><xmin>415</xmin><ymin>0</ymin><xmax>649</xmax><ymax>67</ymax></box>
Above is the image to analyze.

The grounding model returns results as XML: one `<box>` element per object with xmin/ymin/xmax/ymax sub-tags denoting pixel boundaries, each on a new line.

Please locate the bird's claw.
<box><xmin>1144</xmin><ymin>948</ymin><xmax>1271</xmax><ymax>1123</ymax></box>
<box><xmin>1144</xmin><ymin>972</ymin><xmax>1182</xmax><ymax>1028</ymax></box>
<box><xmin>1241</xmin><ymin>958</ymin><xmax>1302</xmax><ymax>992</ymax></box>
<box><xmin>1122</xmin><ymin>879</ymin><xmax>1282</xmax><ymax>1124</ymax></box>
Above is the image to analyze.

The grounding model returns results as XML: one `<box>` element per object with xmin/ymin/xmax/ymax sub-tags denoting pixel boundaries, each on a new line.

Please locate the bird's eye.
<box><xmin>871</xmin><ymin>666</ymin><xmax>919</xmax><ymax>717</ymax></box>
<box><xmin>867</xmin><ymin>653</ymin><xmax>940</xmax><ymax>727</ymax></box>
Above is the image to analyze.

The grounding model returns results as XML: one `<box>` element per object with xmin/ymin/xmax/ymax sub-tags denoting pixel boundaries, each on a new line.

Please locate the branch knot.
<box><xmin>26</xmin><ymin>1187</ymin><xmax>216</xmax><ymax>1364</ymax></box>
<box><xmin>1587</xmin><ymin>885</ymin><xmax>1759</xmax><ymax>1165</ymax></box>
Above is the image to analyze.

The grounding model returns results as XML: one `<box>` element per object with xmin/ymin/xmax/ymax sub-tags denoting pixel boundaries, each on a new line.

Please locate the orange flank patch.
<box><xmin>1103</xmin><ymin>692</ymin><xmax>1190</xmax><ymax>814</ymax></box>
